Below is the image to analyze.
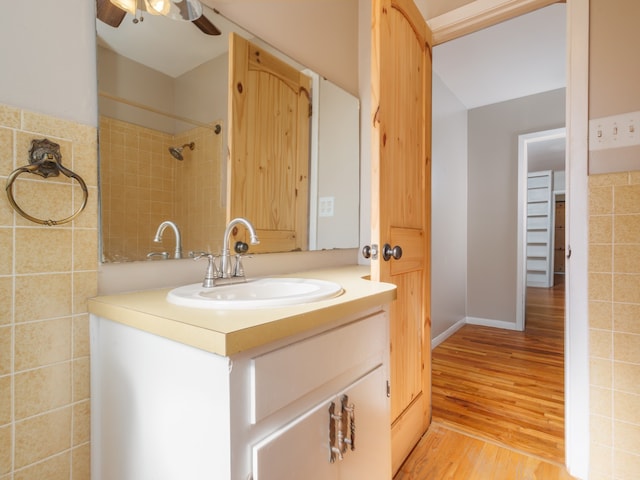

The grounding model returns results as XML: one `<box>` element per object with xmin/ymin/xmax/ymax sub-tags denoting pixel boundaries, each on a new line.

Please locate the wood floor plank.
<box><xmin>395</xmin><ymin>276</ymin><xmax>572</xmax><ymax>478</ymax></box>
<box><xmin>394</xmin><ymin>422</ymin><xmax>575</xmax><ymax>480</ymax></box>
<box><xmin>430</xmin><ymin>279</ymin><xmax>566</xmax><ymax>464</ymax></box>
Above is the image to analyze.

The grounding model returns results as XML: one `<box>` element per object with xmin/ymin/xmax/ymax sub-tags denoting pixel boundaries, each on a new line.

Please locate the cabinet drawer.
<box><xmin>250</xmin><ymin>312</ymin><xmax>386</xmax><ymax>423</ymax></box>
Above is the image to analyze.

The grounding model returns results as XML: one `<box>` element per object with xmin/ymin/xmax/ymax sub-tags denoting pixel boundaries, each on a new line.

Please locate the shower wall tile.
<box><xmin>0</xmin><ymin>425</ymin><xmax>11</xmax><ymax>475</ymax></box>
<box><xmin>0</xmin><ymin>104</ymin><xmax>20</xmax><ymax>129</ymax></box>
<box><xmin>99</xmin><ymin>116</ymin><xmax>225</xmax><ymax>261</ymax></box>
<box><xmin>0</xmin><ymin>128</ymin><xmax>13</xmax><ymax>172</ymax></box>
<box><xmin>614</xmin><ymin>451</ymin><xmax>640</xmax><ymax>480</ymax></box>
<box><xmin>614</xmin><ymin>214</ymin><xmax>640</xmax><ymax>243</ymax></box>
<box><xmin>13</xmin><ymin>453</ymin><xmax>70</xmax><ymax>480</ymax></box>
<box><xmin>0</xmin><ymin>327</ymin><xmax>11</xmax><ymax>376</ymax></box>
<box><xmin>0</xmin><ymin>104</ymin><xmax>96</xmax><ymax>478</ymax></box>
<box><xmin>0</xmin><ymin>376</ymin><xmax>10</xmax><ymax>426</ymax></box>
<box><xmin>589</xmin><ymin>300</ymin><xmax>612</xmax><ymax>330</ymax></box>
<box><xmin>71</xmin><ymin>442</ymin><xmax>90</xmax><ymax>480</ymax></box>
<box><xmin>14</xmin><ymin>273</ymin><xmax>72</xmax><ymax>323</ymax></box>
<box><xmin>614</xmin><ymin>303</ymin><xmax>640</xmax><ymax>334</ymax></box>
<box><xmin>14</xmin><ymin>318</ymin><xmax>72</xmax><ymax>371</ymax></box>
<box><xmin>73</xmin><ymin>315</ymin><xmax>90</xmax><ymax>358</ymax></box>
<box><xmin>590</xmin><ymin>215</ymin><xmax>613</xmax><ymax>243</ymax></box>
<box><xmin>14</xmin><ymin>228</ymin><xmax>72</xmax><ymax>274</ymax></box>
<box><xmin>73</xmin><ymin>228</ymin><xmax>98</xmax><ymax>271</ymax></box>
<box><xmin>72</xmin><ymin>400</ymin><xmax>90</xmax><ymax>445</ymax></box>
<box><xmin>0</xmin><ymin>278</ymin><xmax>12</xmax><ymax>325</ymax></box>
<box><xmin>14</xmin><ymin>407</ymin><xmax>72</xmax><ymax>469</ymax></box>
<box><xmin>14</xmin><ymin>363</ymin><xmax>72</xmax><ymax>419</ymax></box>
<box><xmin>0</xmin><ymin>228</ymin><xmax>12</xmax><ymax>275</ymax></box>
<box><xmin>589</xmin><ymin>170</ymin><xmax>640</xmax><ymax>479</ymax></box>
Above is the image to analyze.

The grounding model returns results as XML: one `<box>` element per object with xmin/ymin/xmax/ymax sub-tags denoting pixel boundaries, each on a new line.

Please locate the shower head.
<box><xmin>168</xmin><ymin>142</ymin><xmax>195</xmax><ymax>161</ymax></box>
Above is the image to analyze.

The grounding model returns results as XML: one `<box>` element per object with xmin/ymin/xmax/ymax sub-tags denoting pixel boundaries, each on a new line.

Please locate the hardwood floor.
<box><xmin>394</xmin><ymin>422</ymin><xmax>575</xmax><ymax>480</ymax></box>
<box><xmin>395</xmin><ymin>276</ymin><xmax>573</xmax><ymax>479</ymax></box>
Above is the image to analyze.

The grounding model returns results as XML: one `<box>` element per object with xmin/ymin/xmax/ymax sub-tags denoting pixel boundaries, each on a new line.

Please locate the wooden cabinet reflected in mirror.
<box><xmin>228</xmin><ymin>33</ymin><xmax>311</xmax><ymax>253</ymax></box>
<box><xmin>96</xmin><ymin>7</ymin><xmax>359</xmax><ymax>263</ymax></box>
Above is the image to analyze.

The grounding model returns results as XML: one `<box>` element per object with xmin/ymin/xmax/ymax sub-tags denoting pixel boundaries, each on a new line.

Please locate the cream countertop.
<box><xmin>88</xmin><ymin>265</ymin><xmax>396</xmax><ymax>357</ymax></box>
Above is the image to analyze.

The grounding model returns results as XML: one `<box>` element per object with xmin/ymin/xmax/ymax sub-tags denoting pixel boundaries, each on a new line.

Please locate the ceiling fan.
<box><xmin>96</xmin><ymin>0</ymin><xmax>221</xmax><ymax>36</ymax></box>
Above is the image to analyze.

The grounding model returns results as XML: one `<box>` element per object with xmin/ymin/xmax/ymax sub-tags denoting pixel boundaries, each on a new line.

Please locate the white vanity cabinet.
<box><xmin>91</xmin><ymin>304</ymin><xmax>391</xmax><ymax>480</ymax></box>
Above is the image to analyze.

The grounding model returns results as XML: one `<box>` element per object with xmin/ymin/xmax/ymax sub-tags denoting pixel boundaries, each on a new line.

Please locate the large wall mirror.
<box><xmin>96</xmin><ymin>4</ymin><xmax>360</xmax><ymax>263</ymax></box>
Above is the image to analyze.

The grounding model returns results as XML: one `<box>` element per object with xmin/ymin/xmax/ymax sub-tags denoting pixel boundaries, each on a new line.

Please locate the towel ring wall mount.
<box><xmin>5</xmin><ymin>138</ymin><xmax>88</xmax><ymax>226</ymax></box>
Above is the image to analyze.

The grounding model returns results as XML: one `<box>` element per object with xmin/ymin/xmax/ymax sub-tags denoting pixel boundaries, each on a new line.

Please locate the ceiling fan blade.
<box><xmin>96</xmin><ymin>0</ymin><xmax>127</xmax><ymax>28</ymax></box>
<box><xmin>192</xmin><ymin>14</ymin><xmax>221</xmax><ymax>36</ymax></box>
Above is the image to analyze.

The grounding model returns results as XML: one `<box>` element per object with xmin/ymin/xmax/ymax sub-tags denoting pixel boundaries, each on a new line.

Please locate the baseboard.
<box><xmin>431</xmin><ymin>319</ymin><xmax>466</xmax><ymax>349</ymax></box>
<box><xmin>466</xmin><ymin>316</ymin><xmax>520</xmax><ymax>330</ymax></box>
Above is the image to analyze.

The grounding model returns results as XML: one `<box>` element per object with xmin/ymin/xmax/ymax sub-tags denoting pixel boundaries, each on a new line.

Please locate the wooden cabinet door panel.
<box><xmin>229</xmin><ymin>33</ymin><xmax>311</xmax><ymax>253</ymax></box>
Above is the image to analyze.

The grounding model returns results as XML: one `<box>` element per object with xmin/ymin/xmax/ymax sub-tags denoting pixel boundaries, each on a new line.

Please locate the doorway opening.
<box><xmin>517</xmin><ymin>127</ymin><xmax>566</xmax><ymax>331</ymax></box>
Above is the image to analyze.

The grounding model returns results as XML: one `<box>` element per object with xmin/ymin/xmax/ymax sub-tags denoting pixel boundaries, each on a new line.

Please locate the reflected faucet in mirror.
<box><xmin>153</xmin><ymin>220</ymin><xmax>183</xmax><ymax>259</ymax></box>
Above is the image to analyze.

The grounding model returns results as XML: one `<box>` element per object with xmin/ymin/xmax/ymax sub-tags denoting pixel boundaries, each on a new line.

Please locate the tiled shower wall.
<box><xmin>589</xmin><ymin>171</ymin><xmax>640</xmax><ymax>479</ymax></box>
<box><xmin>0</xmin><ymin>103</ymin><xmax>97</xmax><ymax>479</ymax></box>
<box><xmin>173</xmin><ymin>125</ymin><xmax>226</xmax><ymax>256</ymax></box>
<box><xmin>99</xmin><ymin>116</ymin><xmax>225</xmax><ymax>262</ymax></box>
<box><xmin>99</xmin><ymin>116</ymin><xmax>176</xmax><ymax>262</ymax></box>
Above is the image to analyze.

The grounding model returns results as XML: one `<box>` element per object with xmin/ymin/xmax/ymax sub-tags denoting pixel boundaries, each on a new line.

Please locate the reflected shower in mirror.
<box><xmin>96</xmin><ymin>6</ymin><xmax>360</xmax><ymax>263</ymax></box>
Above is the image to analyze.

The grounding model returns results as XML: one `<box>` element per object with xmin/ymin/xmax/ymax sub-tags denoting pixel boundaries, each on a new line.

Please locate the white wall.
<box><xmin>315</xmin><ymin>78</ymin><xmax>360</xmax><ymax>250</ymax></box>
<box><xmin>431</xmin><ymin>73</ymin><xmax>468</xmax><ymax>342</ymax></box>
<box><xmin>208</xmin><ymin>0</ymin><xmax>359</xmax><ymax>97</ymax></box>
<box><xmin>467</xmin><ymin>88</ymin><xmax>565</xmax><ymax>326</ymax></box>
<box><xmin>0</xmin><ymin>0</ymin><xmax>97</xmax><ymax>126</ymax></box>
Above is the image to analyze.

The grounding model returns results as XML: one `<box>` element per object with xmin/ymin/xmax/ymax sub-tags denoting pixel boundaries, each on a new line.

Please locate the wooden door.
<box><xmin>228</xmin><ymin>33</ymin><xmax>311</xmax><ymax>253</ymax></box>
<box><xmin>371</xmin><ymin>0</ymin><xmax>432</xmax><ymax>473</ymax></box>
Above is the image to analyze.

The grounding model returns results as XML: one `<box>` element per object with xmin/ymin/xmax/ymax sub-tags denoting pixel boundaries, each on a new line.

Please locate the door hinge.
<box><xmin>386</xmin><ymin>380</ymin><xmax>391</xmax><ymax>398</ymax></box>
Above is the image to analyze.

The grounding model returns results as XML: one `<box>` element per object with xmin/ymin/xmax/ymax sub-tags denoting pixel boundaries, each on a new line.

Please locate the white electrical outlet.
<box><xmin>318</xmin><ymin>196</ymin><xmax>334</xmax><ymax>217</ymax></box>
<box><xmin>589</xmin><ymin>111</ymin><xmax>640</xmax><ymax>151</ymax></box>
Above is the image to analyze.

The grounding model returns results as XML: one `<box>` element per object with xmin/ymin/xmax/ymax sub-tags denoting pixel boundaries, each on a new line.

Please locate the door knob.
<box><xmin>362</xmin><ymin>244</ymin><xmax>378</xmax><ymax>260</ymax></box>
<box><xmin>382</xmin><ymin>243</ymin><xmax>402</xmax><ymax>261</ymax></box>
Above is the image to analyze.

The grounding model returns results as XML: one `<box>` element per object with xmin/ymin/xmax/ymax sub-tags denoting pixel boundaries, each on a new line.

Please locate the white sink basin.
<box><xmin>166</xmin><ymin>277</ymin><xmax>344</xmax><ymax>309</ymax></box>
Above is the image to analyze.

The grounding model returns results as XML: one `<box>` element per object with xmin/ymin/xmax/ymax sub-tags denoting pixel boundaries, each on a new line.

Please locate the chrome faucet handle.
<box><xmin>193</xmin><ymin>253</ymin><xmax>219</xmax><ymax>288</ymax></box>
<box><xmin>232</xmin><ymin>253</ymin><xmax>252</xmax><ymax>278</ymax></box>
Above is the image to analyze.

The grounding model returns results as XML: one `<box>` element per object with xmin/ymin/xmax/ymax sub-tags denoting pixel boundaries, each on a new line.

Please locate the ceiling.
<box><xmin>433</xmin><ymin>3</ymin><xmax>567</xmax><ymax>172</ymax></box>
<box><xmin>433</xmin><ymin>3</ymin><xmax>566</xmax><ymax>110</ymax></box>
<box><xmin>96</xmin><ymin>4</ymin><xmax>248</xmax><ymax>78</ymax></box>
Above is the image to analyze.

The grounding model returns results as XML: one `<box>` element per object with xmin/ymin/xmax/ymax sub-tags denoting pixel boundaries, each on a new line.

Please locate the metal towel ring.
<box><xmin>5</xmin><ymin>138</ymin><xmax>88</xmax><ymax>226</ymax></box>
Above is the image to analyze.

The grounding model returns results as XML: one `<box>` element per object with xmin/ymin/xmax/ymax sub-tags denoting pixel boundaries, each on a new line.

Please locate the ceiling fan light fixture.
<box><xmin>164</xmin><ymin>0</ymin><xmax>203</xmax><ymax>22</ymax></box>
<box><xmin>109</xmin><ymin>0</ymin><xmax>136</xmax><ymax>15</ymax></box>
<box><xmin>144</xmin><ymin>0</ymin><xmax>170</xmax><ymax>16</ymax></box>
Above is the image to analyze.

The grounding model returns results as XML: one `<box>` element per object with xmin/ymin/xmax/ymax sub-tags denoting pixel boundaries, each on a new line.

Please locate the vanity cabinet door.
<box><xmin>252</xmin><ymin>365</ymin><xmax>389</xmax><ymax>480</ymax></box>
<box><xmin>338</xmin><ymin>366</ymin><xmax>390</xmax><ymax>479</ymax></box>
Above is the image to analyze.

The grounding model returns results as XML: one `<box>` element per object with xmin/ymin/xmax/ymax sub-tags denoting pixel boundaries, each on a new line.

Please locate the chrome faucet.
<box><xmin>220</xmin><ymin>217</ymin><xmax>260</xmax><ymax>280</ymax></box>
<box><xmin>153</xmin><ymin>221</ymin><xmax>183</xmax><ymax>259</ymax></box>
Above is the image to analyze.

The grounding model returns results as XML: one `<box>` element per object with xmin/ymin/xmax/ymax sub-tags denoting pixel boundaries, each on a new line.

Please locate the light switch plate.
<box><xmin>589</xmin><ymin>111</ymin><xmax>640</xmax><ymax>151</ymax></box>
<box><xmin>318</xmin><ymin>196</ymin><xmax>334</xmax><ymax>217</ymax></box>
